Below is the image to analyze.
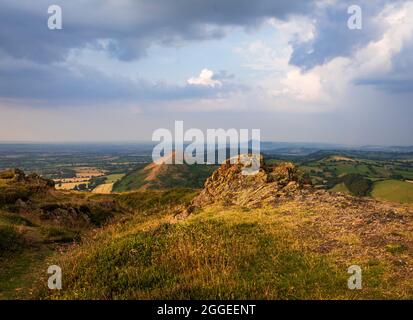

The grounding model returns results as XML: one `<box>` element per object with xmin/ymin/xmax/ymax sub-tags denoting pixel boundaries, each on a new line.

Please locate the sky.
<box><xmin>0</xmin><ymin>0</ymin><xmax>412</xmax><ymax>145</ymax></box>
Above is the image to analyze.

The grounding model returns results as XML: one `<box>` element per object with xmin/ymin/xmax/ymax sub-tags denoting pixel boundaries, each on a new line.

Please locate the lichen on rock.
<box><xmin>190</xmin><ymin>155</ymin><xmax>312</xmax><ymax>209</ymax></box>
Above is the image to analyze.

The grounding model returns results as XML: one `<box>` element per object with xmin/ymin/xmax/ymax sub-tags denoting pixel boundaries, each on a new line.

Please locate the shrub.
<box><xmin>40</xmin><ymin>226</ymin><xmax>80</xmax><ymax>243</ymax></box>
<box><xmin>342</xmin><ymin>174</ymin><xmax>372</xmax><ymax>196</ymax></box>
<box><xmin>0</xmin><ymin>225</ymin><xmax>24</xmax><ymax>255</ymax></box>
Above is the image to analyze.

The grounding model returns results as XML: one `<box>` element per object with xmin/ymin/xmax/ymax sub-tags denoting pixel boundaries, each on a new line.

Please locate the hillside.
<box><xmin>295</xmin><ymin>152</ymin><xmax>413</xmax><ymax>203</ymax></box>
<box><xmin>0</xmin><ymin>169</ymin><xmax>125</xmax><ymax>299</ymax></box>
<box><xmin>27</xmin><ymin>158</ymin><xmax>413</xmax><ymax>300</ymax></box>
<box><xmin>372</xmin><ymin>180</ymin><xmax>413</xmax><ymax>204</ymax></box>
<box><xmin>113</xmin><ymin>155</ymin><xmax>217</xmax><ymax>192</ymax></box>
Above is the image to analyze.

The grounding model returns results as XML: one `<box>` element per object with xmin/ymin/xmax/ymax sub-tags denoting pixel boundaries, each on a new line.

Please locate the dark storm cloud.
<box><xmin>354</xmin><ymin>18</ymin><xmax>413</xmax><ymax>94</ymax></box>
<box><xmin>0</xmin><ymin>0</ymin><xmax>411</xmax><ymax>104</ymax></box>
<box><xmin>289</xmin><ymin>0</ymin><xmax>389</xmax><ymax>70</ymax></box>
<box><xmin>354</xmin><ymin>78</ymin><xmax>413</xmax><ymax>93</ymax></box>
<box><xmin>0</xmin><ymin>0</ymin><xmax>314</xmax><ymax>63</ymax></box>
<box><xmin>0</xmin><ymin>0</ymin><xmax>310</xmax><ymax>104</ymax></box>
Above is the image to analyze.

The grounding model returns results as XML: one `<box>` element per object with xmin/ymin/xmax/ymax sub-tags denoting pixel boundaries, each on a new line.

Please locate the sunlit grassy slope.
<box><xmin>38</xmin><ymin>190</ymin><xmax>413</xmax><ymax>300</ymax></box>
<box><xmin>372</xmin><ymin>180</ymin><xmax>413</xmax><ymax>204</ymax></box>
<box><xmin>330</xmin><ymin>183</ymin><xmax>349</xmax><ymax>193</ymax></box>
<box><xmin>113</xmin><ymin>163</ymin><xmax>217</xmax><ymax>192</ymax></box>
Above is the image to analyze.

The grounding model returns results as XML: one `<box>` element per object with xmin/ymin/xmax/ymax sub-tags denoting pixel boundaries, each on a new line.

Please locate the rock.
<box><xmin>191</xmin><ymin>155</ymin><xmax>312</xmax><ymax>209</ymax></box>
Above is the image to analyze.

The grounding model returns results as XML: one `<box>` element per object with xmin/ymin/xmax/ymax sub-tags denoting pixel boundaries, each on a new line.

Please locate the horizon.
<box><xmin>0</xmin><ymin>140</ymin><xmax>412</xmax><ymax>149</ymax></box>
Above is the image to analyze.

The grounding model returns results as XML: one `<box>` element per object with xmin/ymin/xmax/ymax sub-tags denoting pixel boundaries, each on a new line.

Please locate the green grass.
<box><xmin>113</xmin><ymin>163</ymin><xmax>217</xmax><ymax>192</ymax></box>
<box><xmin>0</xmin><ymin>247</ymin><xmax>54</xmax><ymax>299</ymax></box>
<box><xmin>0</xmin><ymin>213</ymin><xmax>36</xmax><ymax>227</ymax></box>
<box><xmin>41</xmin><ymin>213</ymin><xmax>348</xmax><ymax>299</ymax></box>
<box><xmin>334</xmin><ymin>164</ymin><xmax>371</xmax><ymax>175</ymax></box>
<box><xmin>0</xmin><ymin>225</ymin><xmax>25</xmax><ymax>256</ymax></box>
<box><xmin>371</xmin><ymin>180</ymin><xmax>413</xmax><ymax>203</ymax></box>
<box><xmin>104</xmin><ymin>174</ymin><xmax>125</xmax><ymax>184</ymax></box>
<box><xmin>116</xmin><ymin>188</ymin><xmax>199</xmax><ymax>212</ymax></box>
<box><xmin>36</xmin><ymin>202</ymin><xmax>413</xmax><ymax>300</ymax></box>
<box><xmin>330</xmin><ymin>183</ymin><xmax>349</xmax><ymax>193</ymax></box>
<box><xmin>112</xmin><ymin>164</ymin><xmax>148</xmax><ymax>192</ymax></box>
<box><xmin>40</xmin><ymin>226</ymin><xmax>81</xmax><ymax>243</ymax></box>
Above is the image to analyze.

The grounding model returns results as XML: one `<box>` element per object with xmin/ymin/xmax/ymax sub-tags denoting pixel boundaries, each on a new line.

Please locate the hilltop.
<box><xmin>113</xmin><ymin>152</ymin><xmax>217</xmax><ymax>192</ymax></box>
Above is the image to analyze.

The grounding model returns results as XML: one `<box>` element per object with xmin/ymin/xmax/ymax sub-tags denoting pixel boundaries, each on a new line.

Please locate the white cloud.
<box><xmin>187</xmin><ymin>68</ymin><xmax>222</xmax><ymax>87</ymax></box>
<box><xmin>232</xmin><ymin>1</ymin><xmax>413</xmax><ymax>112</ymax></box>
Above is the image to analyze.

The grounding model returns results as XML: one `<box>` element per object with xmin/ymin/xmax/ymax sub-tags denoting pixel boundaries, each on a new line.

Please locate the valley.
<box><xmin>2</xmin><ymin>144</ymin><xmax>413</xmax><ymax>204</ymax></box>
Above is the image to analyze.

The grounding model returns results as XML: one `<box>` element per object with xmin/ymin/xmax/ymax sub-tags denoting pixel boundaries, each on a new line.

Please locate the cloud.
<box><xmin>0</xmin><ymin>0</ymin><xmax>313</xmax><ymax>107</ymax></box>
<box><xmin>1</xmin><ymin>0</ymin><xmax>412</xmax><ymax>113</ymax></box>
<box><xmin>187</xmin><ymin>69</ymin><xmax>222</xmax><ymax>87</ymax></box>
<box><xmin>288</xmin><ymin>0</ymin><xmax>392</xmax><ymax>70</ymax></box>
<box><xmin>0</xmin><ymin>0</ymin><xmax>315</xmax><ymax>63</ymax></box>
<box><xmin>233</xmin><ymin>0</ymin><xmax>413</xmax><ymax>112</ymax></box>
<box><xmin>0</xmin><ymin>54</ymin><xmax>243</xmax><ymax>106</ymax></box>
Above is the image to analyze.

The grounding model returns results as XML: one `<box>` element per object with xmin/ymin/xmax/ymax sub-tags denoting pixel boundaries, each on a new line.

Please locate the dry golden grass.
<box><xmin>35</xmin><ymin>190</ymin><xmax>413</xmax><ymax>300</ymax></box>
<box><xmin>55</xmin><ymin>181</ymin><xmax>89</xmax><ymax>190</ymax></box>
<box><xmin>92</xmin><ymin>183</ymin><xmax>113</xmax><ymax>194</ymax></box>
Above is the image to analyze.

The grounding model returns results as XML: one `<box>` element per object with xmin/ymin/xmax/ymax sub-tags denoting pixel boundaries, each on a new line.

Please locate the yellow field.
<box><xmin>92</xmin><ymin>183</ymin><xmax>113</xmax><ymax>194</ymax></box>
<box><xmin>53</xmin><ymin>177</ymin><xmax>88</xmax><ymax>183</ymax></box>
<box><xmin>326</xmin><ymin>155</ymin><xmax>356</xmax><ymax>162</ymax></box>
<box><xmin>55</xmin><ymin>181</ymin><xmax>89</xmax><ymax>190</ymax></box>
<box><xmin>74</xmin><ymin>167</ymin><xmax>105</xmax><ymax>178</ymax></box>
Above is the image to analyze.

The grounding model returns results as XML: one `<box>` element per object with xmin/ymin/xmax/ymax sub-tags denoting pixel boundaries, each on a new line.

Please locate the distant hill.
<box><xmin>113</xmin><ymin>153</ymin><xmax>217</xmax><ymax>192</ymax></box>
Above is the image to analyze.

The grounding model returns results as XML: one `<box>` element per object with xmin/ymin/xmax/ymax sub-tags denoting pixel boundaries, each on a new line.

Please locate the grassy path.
<box><xmin>0</xmin><ymin>247</ymin><xmax>53</xmax><ymax>299</ymax></box>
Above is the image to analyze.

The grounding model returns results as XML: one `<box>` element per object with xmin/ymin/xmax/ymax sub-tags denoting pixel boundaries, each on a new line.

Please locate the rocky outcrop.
<box><xmin>0</xmin><ymin>169</ymin><xmax>55</xmax><ymax>207</ymax></box>
<box><xmin>190</xmin><ymin>155</ymin><xmax>312</xmax><ymax>209</ymax></box>
<box><xmin>0</xmin><ymin>168</ymin><xmax>54</xmax><ymax>188</ymax></box>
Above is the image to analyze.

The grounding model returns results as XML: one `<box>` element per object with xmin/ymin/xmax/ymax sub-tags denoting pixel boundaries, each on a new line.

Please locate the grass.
<box><xmin>40</xmin><ymin>226</ymin><xmax>81</xmax><ymax>243</ymax></box>
<box><xmin>116</xmin><ymin>188</ymin><xmax>199</xmax><ymax>212</ymax></box>
<box><xmin>0</xmin><ymin>213</ymin><xmax>36</xmax><ymax>227</ymax></box>
<box><xmin>104</xmin><ymin>174</ymin><xmax>125</xmax><ymax>184</ymax></box>
<box><xmin>0</xmin><ymin>247</ymin><xmax>54</xmax><ymax>299</ymax></box>
<box><xmin>372</xmin><ymin>180</ymin><xmax>413</xmax><ymax>203</ymax></box>
<box><xmin>2</xmin><ymin>162</ymin><xmax>413</xmax><ymax>300</ymax></box>
<box><xmin>0</xmin><ymin>225</ymin><xmax>25</xmax><ymax>256</ymax></box>
<box><xmin>113</xmin><ymin>164</ymin><xmax>148</xmax><ymax>192</ymax></box>
<box><xmin>41</xmin><ymin>209</ymin><xmax>347</xmax><ymax>299</ymax></box>
<box><xmin>330</xmin><ymin>183</ymin><xmax>349</xmax><ymax>193</ymax></box>
<box><xmin>34</xmin><ymin>198</ymin><xmax>413</xmax><ymax>300</ymax></box>
<box><xmin>113</xmin><ymin>163</ymin><xmax>217</xmax><ymax>192</ymax></box>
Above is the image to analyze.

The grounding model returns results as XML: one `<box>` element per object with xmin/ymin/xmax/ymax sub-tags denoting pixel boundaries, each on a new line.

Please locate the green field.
<box><xmin>103</xmin><ymin>173</ymin><xmax>125</xmax><ymax>184</ymax></box>
<box><xmin>371</xmin><ymin>180</ymin><xmax>413</xmax><ymax>203</ymax></box>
